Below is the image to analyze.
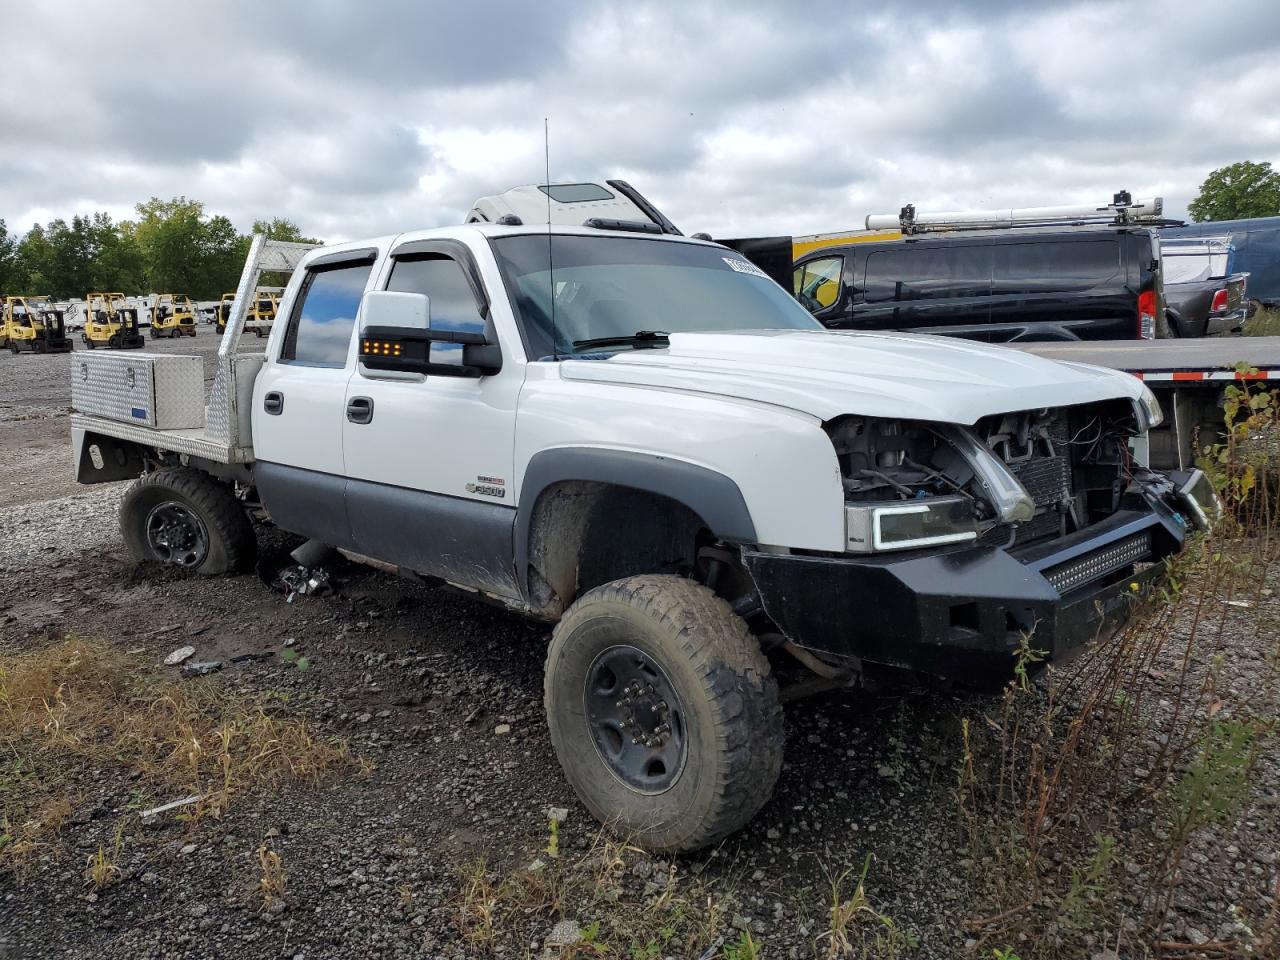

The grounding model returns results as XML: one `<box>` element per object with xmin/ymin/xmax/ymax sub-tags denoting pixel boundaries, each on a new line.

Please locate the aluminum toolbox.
<box><xmin>71</xmin><ymin>352</ymin><xmax>206</xmax><ymax>430</ymax></box>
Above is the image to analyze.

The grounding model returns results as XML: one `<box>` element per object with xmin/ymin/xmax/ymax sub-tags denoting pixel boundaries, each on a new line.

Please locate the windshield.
<box><xmin>491</xmin><ymin>234</ymin><xmax>822</xmax><ymax>358</ymax></box>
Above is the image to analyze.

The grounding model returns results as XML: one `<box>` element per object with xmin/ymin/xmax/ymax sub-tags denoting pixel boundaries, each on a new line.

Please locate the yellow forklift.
<box><xmin>0</xmin><ymin>296</ymin><xmax>73</xmax><ymax>353</ymax></box>
<box><xmin>149</xmin><ymin>293</ymin><xmax>198</xmax><ymax>339</ymax></box>
<box><xmin>82</xmin><ymin>292</ymin><xmax>145</xmax><ymax>350</ymax></box>
<box><xmin>244</xmin><ymin>291</ymin><xmax>279</xmax><ymax>337</ymax></box>
<box><xmin>214</xmin><ymin>292</ymin><xmax>236</xmax><ymax>334</ymax></box>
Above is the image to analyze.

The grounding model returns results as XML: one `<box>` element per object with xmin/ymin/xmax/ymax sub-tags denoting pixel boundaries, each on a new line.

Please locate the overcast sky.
<box><xmin>2</xmin><ymin>0</ymin><xmax>1278</xmax><ymax>243</ymax></box>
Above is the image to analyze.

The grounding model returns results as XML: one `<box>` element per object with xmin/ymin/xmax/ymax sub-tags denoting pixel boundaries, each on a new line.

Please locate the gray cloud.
<box><xmin>1</xmin><ymin>0</ymin><xmax>1278</xmax><ymax>243</ymax></box>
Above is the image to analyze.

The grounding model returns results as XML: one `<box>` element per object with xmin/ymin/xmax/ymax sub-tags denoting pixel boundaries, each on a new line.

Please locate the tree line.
<box><xmin>0</xmin><ymin>163</ymin><xmax>1273</xmax><ymax>303</ymax></box>
<box><xmin>0</xmin><ymin>197</ymin><xmax>315</xmax><ymax>302</ymax></box>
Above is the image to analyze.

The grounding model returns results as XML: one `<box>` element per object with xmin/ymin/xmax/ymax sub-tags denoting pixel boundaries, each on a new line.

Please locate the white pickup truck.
<box><xmin>69</xmin><ymin>182</ymin><xmax>1212</xmax><ymax>851</ymax></box>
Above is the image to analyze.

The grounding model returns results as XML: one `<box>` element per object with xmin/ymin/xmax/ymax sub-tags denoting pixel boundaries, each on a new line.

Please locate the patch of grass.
<box><xmin>454</xmin><ymin>824</ymin><xmax>916</xmax><ymax>959</ymax></box>
<box><xmin>455</xmin><ymin>826</ymin><xmax>726</xmax><ymax>957</ymax></box>
<box><xmin>822</xmin><ymin>854</ymin><xmax>919</xmax><ymax>960</ymax></box>
<box><xmin>1242</xmin><ymin>306</ymin><xmax>1280</xmax><ymax>337</ymax></box>
<box><xmin>83</xmin><ymin>821</ymin><xmax>125</xmax><ymax>891</ymax></box>
<box><xmin>256</xmin><ymin>843</ymin><xmax>287</xmax><ymax>910</ymax></box>
<box><xmin>723</xmin><ymin>929</ymin><xmax>762</xmax><ymax>960</ymax></box>
<box><xmin>0</xmin><ymin>636</ymin><xmax>362</xmax><ymax>877</ymax></box>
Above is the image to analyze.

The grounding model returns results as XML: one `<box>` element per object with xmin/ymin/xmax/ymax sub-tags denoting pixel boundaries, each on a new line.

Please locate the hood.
<box><xmin>559</xmin><ymin>329</ymin><xmax>1146</xmax><ymax>424</ymax></box>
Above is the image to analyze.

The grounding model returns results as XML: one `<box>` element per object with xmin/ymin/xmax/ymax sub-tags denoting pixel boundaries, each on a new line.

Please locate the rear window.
<box><xmin>992</xmin><ymin>240</ymin><xmax>1121</xmax><ymax>293</ymax></box>
<box><xmin>280</xmin><ymin>261</ymin><xmax>372</xmax><ymax>366</ymax></box>
<box><xmin>863</xmin><ymin>245</ymin><xmax>991</xmax><ymax>302</ymax></box>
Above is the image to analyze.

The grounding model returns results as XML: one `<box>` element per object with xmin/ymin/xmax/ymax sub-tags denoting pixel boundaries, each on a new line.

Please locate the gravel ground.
<box><xmin>0</xmin><ymin>339</ymin><xmax>1275</xmax><ymax>959</ymax></box>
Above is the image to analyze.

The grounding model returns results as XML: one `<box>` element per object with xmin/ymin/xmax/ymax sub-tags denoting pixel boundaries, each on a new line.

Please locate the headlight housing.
<box><xmin>1135</xmin><ymin>387</ymin><xmax>1163</xmax><ymax>430</ymax></box>
<box><xmin>845</xmin><ymin>495</ymin><xmax>980</xmax><ymax>553</ymax></box>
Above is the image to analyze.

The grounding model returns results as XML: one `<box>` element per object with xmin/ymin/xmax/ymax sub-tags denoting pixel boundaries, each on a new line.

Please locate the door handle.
<box><xmin>263</xmin><ymin>391</ymin><xmax>284</xmax><ymax>415</ymax></box>
<box><xmin>346</xmin><ymin>396</ymin><xmax>374</xmax><ymax>424</ymax></box>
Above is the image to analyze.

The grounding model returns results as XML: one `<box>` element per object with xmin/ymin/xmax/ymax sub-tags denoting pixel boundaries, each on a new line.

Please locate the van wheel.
<box><xmin>120</xmin><ymin>467</ymin><xmax>256</xmax><ymax>575</ymax></box>
<box><xmin>545</xmin><ymin>575</ymin><xmax>783</xmax><ymax>852</ymax></box>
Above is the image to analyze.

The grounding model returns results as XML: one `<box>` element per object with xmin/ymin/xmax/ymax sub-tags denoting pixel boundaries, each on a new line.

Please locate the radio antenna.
<box><xmin>544</xmin><ymin>117</ymin><xmax>557</xmax><ymax>360</ymax></box>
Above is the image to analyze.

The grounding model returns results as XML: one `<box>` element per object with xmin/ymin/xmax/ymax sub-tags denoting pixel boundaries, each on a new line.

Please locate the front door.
<box><xmin>341</xmin><ymin>242</ymin><xmax>523</xmax><ymax>598</ymax></box>
<box><xmin>252</xmin><ymin>252</ymin><xmax>376</xmax><ymax>547</ymax></box>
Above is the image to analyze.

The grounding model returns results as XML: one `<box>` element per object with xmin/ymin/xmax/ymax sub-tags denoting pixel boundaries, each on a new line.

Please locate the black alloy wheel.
<box><xmin>144</xmin><ymin>501</ymin><xmax>210</xmax><ymax>567</ymax></box>
<box><xmin>586</xmin><ymin>644</ymin><xmax>686</xmax><ymax>792</ymax></box>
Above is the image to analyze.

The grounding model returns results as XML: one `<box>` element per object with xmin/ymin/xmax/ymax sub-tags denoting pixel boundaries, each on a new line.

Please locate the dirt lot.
<box><xmin>0</xmin><ymin>333</ymin><xmax>1276</xmax><ymax>960</ymax></box>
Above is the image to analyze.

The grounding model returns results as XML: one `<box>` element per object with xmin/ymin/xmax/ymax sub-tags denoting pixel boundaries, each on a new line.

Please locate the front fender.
<box><xmin>515</xmin><ymin>446</ymin><xmax>756</xmax><ymax>563</ymax></box>
<box><xmin>513</xmin><ymin>373</ymin><xmax>848</xmax><ymax>553</ymax></box>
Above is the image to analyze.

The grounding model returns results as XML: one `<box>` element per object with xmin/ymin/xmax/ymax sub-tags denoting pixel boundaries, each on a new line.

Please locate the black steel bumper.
<box><xmin>743</xmin><ymin>506</ymin><xmax>1187</xmax><ymax>686</ymax></box>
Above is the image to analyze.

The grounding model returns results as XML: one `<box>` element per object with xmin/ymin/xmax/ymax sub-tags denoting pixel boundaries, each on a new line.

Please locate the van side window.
<box><xmin>863</xmin><ymin>245</ymin><xmax>992</xmax><ymax>302</ymax></box>
<box><xmin>992</xmin><ymin>240</ymin><xmax>1120</xmax><ymax>294</ymax></box>
<box><xmin>385</xmin><ymin>255</ymin><xmax>486</xmax><ymax>333</ymax></box>
<box><xmin>793</xmin><ymin>256</ymin><xmax>843</xmax><ymax>313</ymax></box>
<box><xmin>280</xmin><ymin>261</ymin><xmax>373</xmax><ymax>366</ymax></box>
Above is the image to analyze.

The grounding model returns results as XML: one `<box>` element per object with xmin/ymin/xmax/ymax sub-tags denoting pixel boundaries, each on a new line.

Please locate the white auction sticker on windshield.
<box><xmin>722</xmin><ymin>257</ymin><xmax>769</xmax><ymax>279</ymax></box>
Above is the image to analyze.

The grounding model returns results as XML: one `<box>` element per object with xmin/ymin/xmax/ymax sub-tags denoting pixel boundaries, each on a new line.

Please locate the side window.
<box><xmin>992</xmin><ymin>240</ymin><xmax>1120</xmax><ymax>294</ymax></box>
<box><xmin>863</xmin><ymin>245</ymin><xmax>991</xmax><ymax>302</ymax></box>
<box><xmin>280</xmin><ymin>261</ymin><xmax>373</xmax><ymax>366</ymax></box>
<box><xmin>793</xmin><ymin>256</ymin><xmax>843</xmax><ymax>312</ymax></box>
<box><xmin>385</xmin><ymin>255</ymin><xmax>486</xmax><ymax>333</ymax></box>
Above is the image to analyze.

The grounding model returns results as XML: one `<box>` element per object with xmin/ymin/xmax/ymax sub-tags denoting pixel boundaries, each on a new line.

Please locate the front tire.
<box><xmin>545</xmin><ymin>575</ymin><xmax>783</xmax><ymax>852</ymax></box>
<box><xmin>120</xmin><ymin>467</ymin><xmax>256</xmax><ymax>575</ymax></box>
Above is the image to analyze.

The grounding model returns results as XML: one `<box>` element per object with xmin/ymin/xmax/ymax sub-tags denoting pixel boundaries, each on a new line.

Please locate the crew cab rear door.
<box><xmin>340</xmin><ymin>238</ymin><xmax>523</xmax><ymax>599</ymax></box>
<box><xmin>251</xmin><ymin>248</ymin><xmax>377</xmax><ymax>547</ymax></box>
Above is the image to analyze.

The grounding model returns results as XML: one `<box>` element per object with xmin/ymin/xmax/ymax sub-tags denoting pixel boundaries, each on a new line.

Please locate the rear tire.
<box><xmin>545</xmin><ymin>575</ymin><xmax>784</xmax><ymax>852</ymax></box>
<box><xmin>120</xmin><ymin>467</ymin><xmax>256</xmax><ymax>575</ymax></box>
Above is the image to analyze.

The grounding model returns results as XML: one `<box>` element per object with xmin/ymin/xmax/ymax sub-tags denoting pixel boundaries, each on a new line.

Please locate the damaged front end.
<box><xmin>743</xmin><ymin>398</ymin><xmax>1209</xmax><ymax>686</ymax></box>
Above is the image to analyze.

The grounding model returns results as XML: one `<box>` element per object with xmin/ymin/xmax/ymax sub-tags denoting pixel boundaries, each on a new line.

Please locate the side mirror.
<box><xmin>361</xmin><ymin>290</ymin><xmax>430</xmax><ymax>333</ymax></box>
<box><xmin>358</xmin><ymin>291</ymin><xmax>501</xmax><ymax>378</ymax></box>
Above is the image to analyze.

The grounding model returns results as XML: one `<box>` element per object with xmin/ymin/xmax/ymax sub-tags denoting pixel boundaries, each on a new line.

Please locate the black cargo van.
<box><xmin>791</xmin><ymin>226</ymin><xmax>1164</xmax><ymax>341</ymax></box>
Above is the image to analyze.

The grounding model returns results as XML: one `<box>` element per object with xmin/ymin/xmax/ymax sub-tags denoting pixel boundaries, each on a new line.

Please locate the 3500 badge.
<box><xmin>465</xmin><ymin>475</ymin><xmax>506</xmax><ymax>499</ymax></box>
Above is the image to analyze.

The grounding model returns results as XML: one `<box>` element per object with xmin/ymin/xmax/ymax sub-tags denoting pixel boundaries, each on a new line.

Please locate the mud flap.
<box><xmin>73</xmin><ymin>428</ymin><xmax>145</xmax><ymax>484</ymax></box>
